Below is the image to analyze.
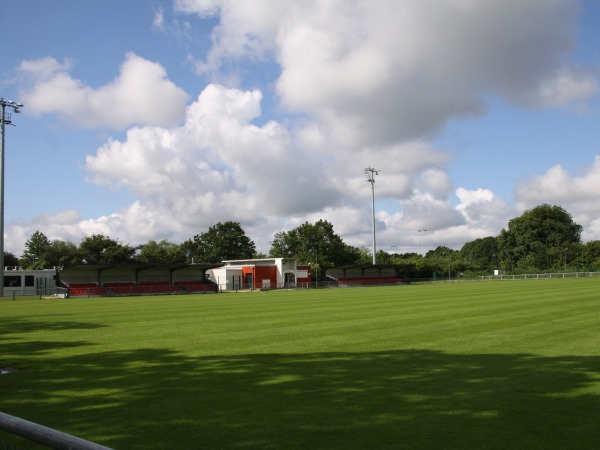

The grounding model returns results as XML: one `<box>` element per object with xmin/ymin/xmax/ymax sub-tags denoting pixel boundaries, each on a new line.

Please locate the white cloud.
<box><xmin>5</xmin><ymin>83</ymin><xmax>466</xmax><ymax>256</ymax></box>
<box><xmin>81</xmin><ymin>85</ymin><xmax>346</xmax><ymax>243</ymax></box>
<box><xmin>515</xmin><ymin>157</ymin><xmax>600</xmax><ymax>241</ymax></box>
<box><xmin>456</xmin><ymin>187</ymin><xmax>514</xmax><ymax>235</ymax></box>
<box><xmin>7</xmin><ymin>0</ymin><xmax>600</xmax><ymax>258</ymax></box>
<box><xmin>6</xmin><ymin>210</ymin><xmax>89</xmax><ymax>256</ymax></box>
<box><xmin>418</xmin><ymin>169</ymin><xmax>454</xmax><ymax>200</ymax></box>
<box><xmin>531</xmin><ymin>66</ymin><xmax>599</xmax><ymax>108</ymax></box>
<box><xmin>152</xmin><ymin>7</ymin><xmax>165</xmax><ymax>31</ymax></box>
<box><xmin>18</xmin><ymin>53</ymin><xmax>188</xmax><ymax>129</ymax></box>
<box><xmin>177</xmin><ymin>0</ymin><xmax>595</xmax><ymax>145</ymax></box>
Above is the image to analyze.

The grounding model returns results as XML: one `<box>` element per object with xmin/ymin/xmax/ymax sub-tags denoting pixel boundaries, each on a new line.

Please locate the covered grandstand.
<box><xmin>60</xmin><ymin>263</ymin><xmax>221</xmax><ymax>296</ymax></box>
<box><xmin>326</xmin><ymin>264</ymin><xmax>410</xmax><ymax>287</ymax></box>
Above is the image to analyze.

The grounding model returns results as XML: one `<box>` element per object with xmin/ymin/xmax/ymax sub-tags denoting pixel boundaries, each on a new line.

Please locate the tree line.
<box><xmin>6</xmin><ymin>204</ymin><xmax>600</xmax><ymax>279</ymax></box>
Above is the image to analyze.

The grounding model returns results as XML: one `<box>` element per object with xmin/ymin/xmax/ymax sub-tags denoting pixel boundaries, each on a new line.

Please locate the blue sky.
<box><xmin>1</xmin><ymin>0</ymin><xmax>600</xmax><ymax>256</ymax></box>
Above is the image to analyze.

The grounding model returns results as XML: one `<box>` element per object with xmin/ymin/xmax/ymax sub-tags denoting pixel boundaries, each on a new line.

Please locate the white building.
<box><xmin>3</xmin><ymin>267</ymin><xmax>62</xmax><ymax>297</ymax></box>
<box><xmin>206</xmin><ymin>258</ymin><xmax>311</xmax><ymax>291</ymax></box>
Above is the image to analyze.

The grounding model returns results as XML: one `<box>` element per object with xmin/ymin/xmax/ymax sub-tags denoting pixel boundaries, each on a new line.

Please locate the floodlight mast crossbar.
<box><xmin>1</xmin><ymin>98</ymin><xmax>24</xmax><ymax>297</ymax></box>
<box><xmin>365</xmin><ymin>167</ymin><xmax>380</xmax><ymax>265</ymax></box>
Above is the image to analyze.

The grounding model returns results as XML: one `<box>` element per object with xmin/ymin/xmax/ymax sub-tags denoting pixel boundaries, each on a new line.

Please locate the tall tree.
<box><xmin>184</xmin><ymin>221</ymin><xmax>256</xmax><ymax>263</ymax></box>
<box><xmin>21</xmin><ymin>231</ymin><xmax>51</xmax><ymax>269</ymax></box>
<box><xmin>3</xmin><ymin>251</ymin><xmax>20</xmax><ymax>267</ymax></box>
<box><xmin>46</xmin><ymin>240</ymin><xmax>81</xmax><ymax>267</ymax></box>
<box><xmin>584</xmin><ymin>240</ymin><xmax>600</xmax><ymax>270</ymax></box>
<box><xmin>138</xmin><ymin>240</ymin><xmax>186</xmax><ymax>264</ymax></box>
<box><xmin>269</xmin><ymin>220</ymin><xmax>358</xmax><ymax>280</ymax></box>
<box><xmin>460</xmin><ymin>236</ymin><xmax>498</xmax><ymax>272</ymax></box>
<box><xmin>498</xmin><ymin>204</ymin><xmax>582</xmax><ymax>271</ymax></box>
<box><xmin>79</xmin><ymin>234</ymin><xmax>136</xmax><ymax>264</ymax></box>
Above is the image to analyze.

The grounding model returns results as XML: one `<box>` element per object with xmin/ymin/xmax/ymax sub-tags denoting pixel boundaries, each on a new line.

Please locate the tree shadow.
<box><xmin>0</xmin><ymin>318</ymin><xmax>107</xmax><ymax>337</ymax></box>
<box><xmin>0</xmin><ymin>318</ymin><xmax>107</xmax><ymax>370</ymax></box>
<box><xmin>2</xmin><ymin>348</ymin><xmax>600</xmax><ymax>449</ymax></box>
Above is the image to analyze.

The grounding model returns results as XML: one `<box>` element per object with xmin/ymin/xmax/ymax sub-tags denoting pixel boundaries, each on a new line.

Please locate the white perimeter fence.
<box><xmin>477</xmin><ymin>271</ymin><xmax>600</xmax><ymax>281</ymax></box>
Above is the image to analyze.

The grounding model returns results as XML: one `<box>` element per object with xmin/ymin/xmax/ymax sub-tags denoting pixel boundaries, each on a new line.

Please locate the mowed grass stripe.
<box><xmin>2</xmin><ymin>280</ymin><xmax>599</xmax><ymax>356</ymax></box>
<box><xmin>2</xmin><ymin>280</ymin><xmax>599</xmax><ymax>355</ymax></box>
<box><xmin>1</xmin><ymin>278</ymin><xmax>600</xmax><ymax>449</ymax></box>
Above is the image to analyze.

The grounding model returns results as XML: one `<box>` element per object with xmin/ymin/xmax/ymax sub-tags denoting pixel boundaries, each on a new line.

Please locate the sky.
<box><xmin>1</xmin><ymin>0</ymin><xmax>600</xmax><ymax>257</ymax></box>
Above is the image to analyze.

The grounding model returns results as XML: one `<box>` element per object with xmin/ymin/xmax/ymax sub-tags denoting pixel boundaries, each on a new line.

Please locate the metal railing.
<box><xmin>0</xmin><ymin>411</ymin><xmax>112</xmax><ymax>450</ymax></box>
<box><xmin>0</xmin><ymin>287</ymin><xmax>68</xmax><ymax>301</ymax></box>
<box><xmin>477</xmin><ymin>271</ymin><xmax>600</xmax><ymax>281</ymax></box>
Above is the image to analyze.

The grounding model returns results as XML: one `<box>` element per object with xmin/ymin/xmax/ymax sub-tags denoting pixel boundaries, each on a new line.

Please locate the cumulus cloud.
<box><xmin>515</xmin><ymin>157</ymin><xmax>600</xmax><ymax>240</ymax></box>
<box><xmin>7</xmin><ymin>0</ymin><xmax>599</xmax><ymax>256</ymax></box>
<box><xmin>80</xmin><ymin>85</ymin><xmax>338</xmax><ymax>243</ymax></box>
<box><xmin>534</xmin><ymin>66</ymin><xmax>599</xmax><ymax>108</ymax></box>
<box><xmin>456</xmin><ymin>187</ymin><xmax>514</xmax><ymax>232</ymax></box>
<box><xmin>7</xmin><ymin>210</ymin><xmax>91</xmax><ymax>256</ymax></box>
<box><xmin>177</xmin><ymin>0</ymin><xmax>595</xmax><ymax>145</ymax></box>
<box><xmin>5</xmin><ymin>82</ymin><xmax>458</xmax><ymax>256</ymax></box>
<box><xmin>17</xmin><ymin>53</ymin><xmax>188</xmax><ymax>129</ymax></box>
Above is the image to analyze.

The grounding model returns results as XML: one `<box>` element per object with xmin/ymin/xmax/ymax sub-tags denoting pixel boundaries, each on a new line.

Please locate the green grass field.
<box><xmin>1</xmin><ymin>279</ymin><xmax>600</xmax><ymax>449</ymax></box>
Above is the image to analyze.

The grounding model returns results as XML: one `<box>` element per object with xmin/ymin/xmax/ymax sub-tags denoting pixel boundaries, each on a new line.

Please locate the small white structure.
<box><xmin>3</xmin><ymin>267</ymin><xmax>62</xmax><ymax>296</ymax></box>
<box><xmin>206</xmin><ymin>258</ymin><xmax>309</xmax><ymax>291</ymax></box>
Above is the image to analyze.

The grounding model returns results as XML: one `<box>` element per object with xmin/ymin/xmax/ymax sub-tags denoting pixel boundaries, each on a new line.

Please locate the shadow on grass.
<box><xmin>0</xmin><ymin>317</ymin><xmax>107</xmax><ymax>336</ymax></box>
<box><xmin>2</xmin><ymin>346</ymin><xmax>600</xmax><ymax>449</ymax></box>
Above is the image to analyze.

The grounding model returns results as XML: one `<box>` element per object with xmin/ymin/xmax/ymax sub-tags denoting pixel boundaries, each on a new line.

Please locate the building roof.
<box><xmin>60</xmin><ymin>262</ymin><xmax>222</xmax><ymax>272</ymax></box>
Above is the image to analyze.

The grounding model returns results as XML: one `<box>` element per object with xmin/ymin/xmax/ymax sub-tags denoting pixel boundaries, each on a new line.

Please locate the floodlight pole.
<box><xmin>418</xmin><ymin>229</ymin><xmax>427</xmax><ymax>257</ymax></box>
<box><xmin>365</xmin><ymin>167</ymin><xmax>379</xmax><ymax>265</ymax></box>
<box><xmin>0</xmin><ymin>99</ymin><xmax>23</xmax><ymax>297</ymax></box>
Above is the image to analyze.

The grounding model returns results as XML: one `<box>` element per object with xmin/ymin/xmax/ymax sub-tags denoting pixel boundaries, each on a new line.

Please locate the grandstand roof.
<box><xmin>61</xmin><ymin>262</ymin><xmax>222</xmax><ymax>272</ymax></box>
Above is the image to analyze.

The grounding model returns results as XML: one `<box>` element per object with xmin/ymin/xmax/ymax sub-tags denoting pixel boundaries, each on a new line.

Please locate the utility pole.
<box><xmin>365</xmin><ymin>167</ymin><xmax>380</xmax><ymax>265</ymax></box>
<box><xmin>1</xmin><ymin>98</ymin><xmax>24</xmax><ymax>297</ymax></box>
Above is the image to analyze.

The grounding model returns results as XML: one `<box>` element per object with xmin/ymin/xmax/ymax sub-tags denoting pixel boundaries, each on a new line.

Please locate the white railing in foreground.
<box><xmin>0</xmin><ymin>411</ymin><xmax>113</xmax><ymax>450</ymax></box>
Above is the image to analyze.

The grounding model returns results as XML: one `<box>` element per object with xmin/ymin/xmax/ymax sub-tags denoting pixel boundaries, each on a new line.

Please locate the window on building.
<box><xmin>4</xmin><ymin>276</ymin><xmax>21</xmax><ymax>287</ymax></box>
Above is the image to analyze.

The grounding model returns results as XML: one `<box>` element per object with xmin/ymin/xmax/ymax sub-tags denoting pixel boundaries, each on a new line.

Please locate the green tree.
<box><xmin>138</xmin><ymin>240</ymin><xmax>186</xmax><ymax>264</ymax></box>
<box><xmin>21</xmin><ymin>231</ymin><xmax>51</xmax><ymax>269</ymax></box>
<box><xmin>460</xmin><ymin>236</ymin><xmax>498</xmax><ymax>273</ymax></box>
<box><xmin>375</xmin><ymin>249</ymin><xmax>395</xmax><ymax>264</ymax></box>
<box><xmin>184</xmin><ymin>221</ymin><xmax>256</xmax><ymax>263</ymax></box>
<box><xmin>584</xmin><ymin>240</ymin><xmax>600</xmax><ymax>270</ymax></box>
<box><xmin>424</xmin><ymin>246</ymin><xmax>461</xmax><ymax>278</ymax></box>
<box><xmin>269</xmin><ymin>219</ymin><xmax>358</xmax><ymax>280</ymax></box>
<box><xmin>3</xmin><ymin>251</ymin><xmax>20</xmax><ymax>267</ymax></box>
<box><xmin>498</xmin><ymin>204</ymin><xmax>582</xmax><ymax>272</ymax></box>
<box><xmin>45</xmin><ymin>240</ymin><xmax>81</xmax><ymax>267</ymax></box>
<box><xmin>354</xmin><ymin>246</ymin><xmax>374</xmax><ymax>265</ymax></box>
<box><xmin>79</xmin><ymin>234</ymin><xmax>136</xmax><ymax>264</ymax></box>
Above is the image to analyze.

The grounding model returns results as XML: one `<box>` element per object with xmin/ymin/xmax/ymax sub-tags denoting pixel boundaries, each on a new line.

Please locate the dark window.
<box><xmin>25</xmin><ymin>276</ymin><xmax>35</xmax><ymax>287</ymax></box>
<box><xmin>4</xmin><ymin>276</ymin><xmax>21</xmax><ymax>287</ymax></box>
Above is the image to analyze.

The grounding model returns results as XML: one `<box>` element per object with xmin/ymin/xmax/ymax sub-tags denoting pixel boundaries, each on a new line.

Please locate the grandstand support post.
<box><xmin>311</xmin><ymin>247</ymin><xmax>318</xmax><ymax>288</ymax></box>
<box><xmin>0</xmin><ymin>99</ymin><xmax>24</xmax><ymax>298</ymax></box>
<box><xmin>365</xmin><ymin>167</ymin><xmax>380</xmax><ymax>265</ymax></box>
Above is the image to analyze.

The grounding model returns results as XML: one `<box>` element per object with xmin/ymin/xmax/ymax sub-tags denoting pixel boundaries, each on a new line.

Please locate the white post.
<box><xmin>365</xmin><ymin>167</ymin><xmax>380</xmax><ymax>265</ymax></box>
<box><xmin>0</xmin><ymin>99</ymin><xmax>24</xmax><ymax>297</ymax></box>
